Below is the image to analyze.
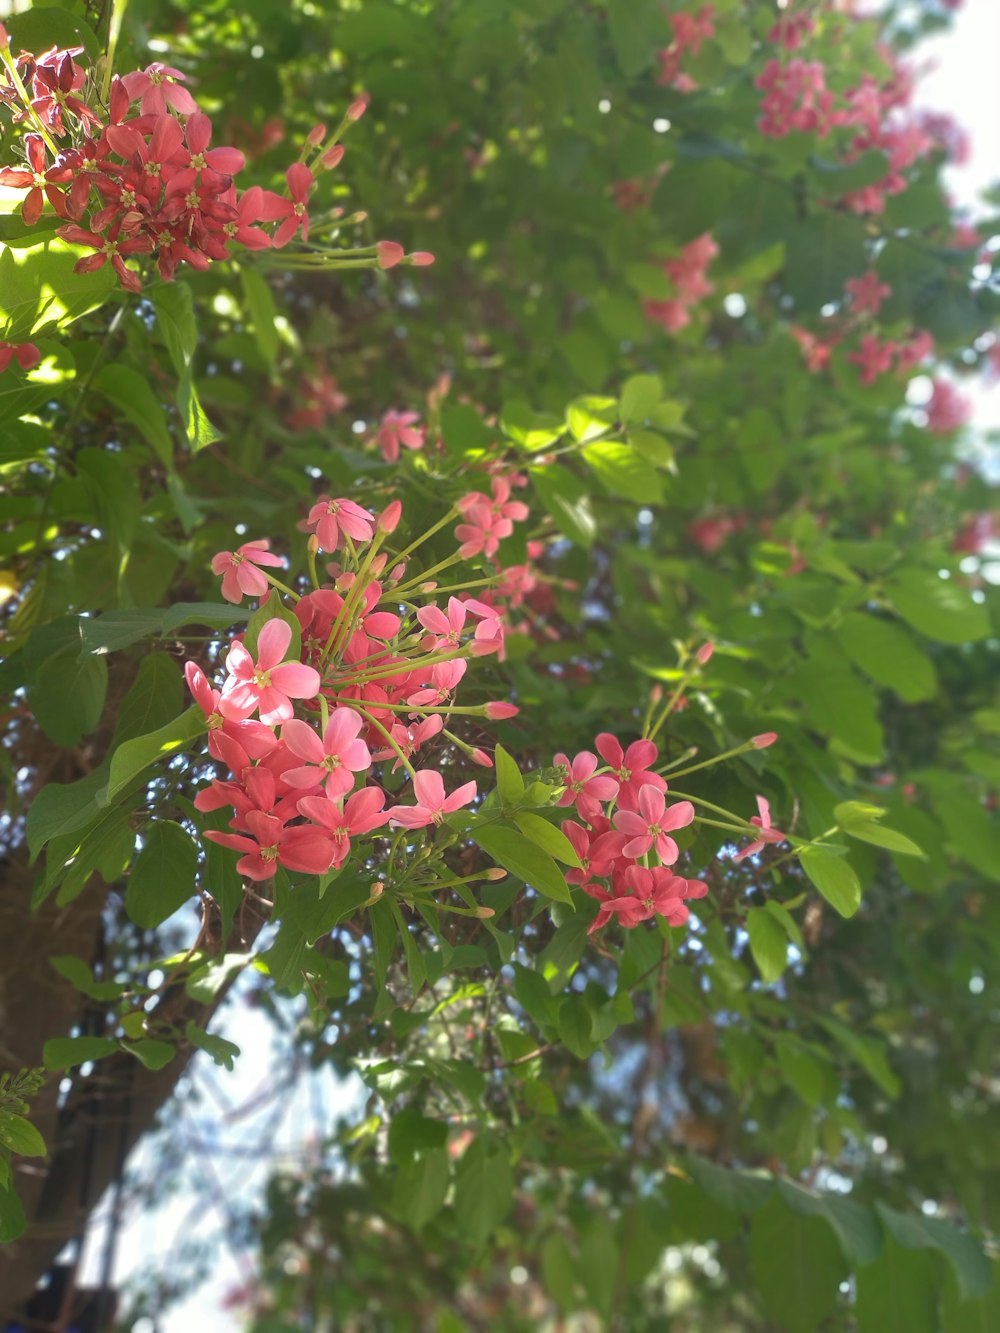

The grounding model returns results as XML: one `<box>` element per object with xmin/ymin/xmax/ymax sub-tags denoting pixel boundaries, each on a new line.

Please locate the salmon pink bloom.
<box><xmin>613</xmin><ymin>788</ymin><xmax>694</xmax><ymax>864</ymax></box>
<box><xmin>211</xmin><ymin>539</ymin><xmax>285</xmax><ymax>604</ymax></box>
<box><xmin>270</xmin><ymin>163</ymin><xmax>313</xmax><ymax>248</ymax></box>
<box><xmin>219</xmin><ymin>619</ymin><xmax>321</xmax><ymax>726</ymax></box>
<box><xmin>376</xmin><ymin>410</ymin><xmax>425</xmax><ymax>463</ymax></box>
<box><xmin>184</xmin><ymin>661</ymin><xmax>278</xmax><ymax>760</ymax></box>
<box><xmin>845</xmin><ymin>271</ymin><xmax>891</xmax><ymax>316</ymax></box>
<box><xmin>281</xmin><ymin>709</ymin><xmax>372</xmax><ymax>798</ymax></box>
<box><xmin>387</xmin><ymin>770</ymin><xmax>477</xmax><ymax>828</ymax></box>
<box><xmin>0</xmin><ymin>341</ymin><xmax>41</xmax><ymax>373</ymax></box>
<box><xmin>121</xmin><ymin>62</ymin><xmax>198</xmax><ymax>116</ymax></box>
<box><xmin>554</xmin><ymin>751</ymin><xmax>620</xmax><ymax>819</ymax></box>
<box><xmin>297</xmin><ymin>787</ymin><xmax>390</xmax><ymax>866</ymax></box>
<box><xmin>733</xmin><ymin>795</ymin><xmax>786</xmax><ymax>861</ymax></box>
<box><xmin>416</xmin><ymin>597</ymin><xmax>469</xmax><ymax>650</ymax></box>
<box><xmin>606</xmin><ymin>865</ymin><xmax>708</xmax><ymax>927</ymax></box>
<box><xmin>304</xmin><ymin>496</ymin><xmax>374</xmax><ymax>551</ymax></box>
<box><xmin>204</xmin><ymin>810</ymin><xmax>334</xmax><ymax>881</ymax></box>
<box><xmin>595</xmin><ymin>734</ymin><xmax>666</xmax><ymax>805</ymax></box>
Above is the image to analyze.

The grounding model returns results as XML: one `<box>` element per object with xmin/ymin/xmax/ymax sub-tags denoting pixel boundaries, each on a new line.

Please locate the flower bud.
<box><xmin>475</xmin><ymin>905</ymin><xmax>496</xmax><ymax>917</ymax></box>
<box><xmin>307</xmin><ymin>534</ymin><xmax>320</xmax><ymax>554</ymax></box>
<box><xmin>377</xmin><ymin>499</ymin><xmax>403</xmax><ymax>534</ymax></box>
<box><xmin>307</xmin><ymin>122</ymin><xmax>327</xmax><ymax>146</ymax></box>
<box><xmin>485</xmin><ymin>701</ymin><xmax>519</xmax><ymax>720</ymax></box>
<box><xmin>347</xmin><ymin>95</ymin><xmax>369</xmax><ymax>122</ymax></box>
<box><xmin>485</xmin><ymin>867</ymin><xmax>507</xmax><ymax>881</ymax></box>
<box><xmin>752</xmin><ymin>731</ymin><xmax>779</xmax><ymax>749</ymax></box>
<box><xmin>471</xmin><ymin>747</ymin><xmax>494</xmax><ymax>768</ymax></box>
<box><xmin>696</xmin><ymin>641</ymin><xmax>715</xmax><ymax>665</ymax></box>
<box><xmin>376</xmin><ymin>240</ymin><xmax>405</xmax><ymax>270</ymax></box>
<box><xmin>650</xmin><ymin>684</ymin><xmax>663</xmax><ymax>703</ymax></box>
<box><xmin>321</xmin><ymin>143</ymin><xmax>345</xmax><ymax>169</ymax></box>
<box><xmin>408</xmin><ymin>251</ymin><xmax>435</xmax><ymax>266</ymax></box>
<box><xmin>0</xmin><ymin>23</ymin><xmax>8</xmax><ymax>48</ymax></box>
<box><xmin>420</xmin><ymin>580</ymin><xmax>438</xmax><ymax>593</ymax></box>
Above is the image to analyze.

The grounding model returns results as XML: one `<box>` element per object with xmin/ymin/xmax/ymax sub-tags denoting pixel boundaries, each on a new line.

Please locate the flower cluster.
<box><xmin>188</xmin><ymin>494</ymin><xmax>527</xmax><ymax>881</ymax></box>
<box><xmin>0</xmin><ymin>32</ymin><xmax>425</xmax><ymax>291</ymax></box>
<box><xmin>791</xmin><ymin>273</ymin><xmax>934</xmax><ymax>384</ymax></box>
<box><xmin>554</xmin><ymin>734</ymin><xmax>707</xmax><ymax>933</ymax></box>
<box><xmin>657</xmin><ymin>5</ymin><xmax>715</xmax><ymax>92</ymax></box>
<box><xmin>755</xmin><ymin>41</ymin><xmax>933</xmax><ymax>214</ymax></box>
<box><xmin>644</xmin><ymin>233</ymin><xmax>718</xmax><ymax>334</ymax></box>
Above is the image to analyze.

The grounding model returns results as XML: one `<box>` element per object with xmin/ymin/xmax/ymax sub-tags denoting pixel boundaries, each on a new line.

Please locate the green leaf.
<box><xmin>820</xmin><ymin>1017</ymin><xmax>901</xmax><ymax>1098</ymax></box>
<box><xmin>751</xmin><ymin>1193</ymin><xmax>846</xmax><ymax>1333</ymax></box>
<box><xmin>240</xmin><ymin>267</ymin><xmax>280</xmax><ymax>365</ymax></box>
<box><xmin>244</xmin><ymin>590</ymin><xmax>302</xmax><ymax>661</ymax></box>
<box><xmin>94</xmin><ymin>364</ymin><xmax>174</xmax><ymax>467</ymax></box>
<box><xmin>619</xmin><ymin>374</ymin><xmax>663</xmax><ymax>425</ymax></box>
<box><xmin>500</xmin><ymin>400</ymin><xmax>563</xmax><ymax>451</ymax></box>
<box><xmin>494</xmin><ymin>744</ymin><xmax>525</xmax><ymax>806</ymax></box>
<box><xmin>857</xmin><ymin>1234</ymin><xmax>939</xmax><ymax>1333</ymax></box>
<box><xmin>530</xmin><ymin>464</ymin><xmax>596</xmax><ymax>547</ymax></box>
<box><xmin>834</xmin><ymin>612</ymin><xmax>938</xmax><ymax>702</ymax></box>
<box><xmin>513</xmin><ymin>812</ymin><xmax>582</xmax><ymax>867</ymax></box>
<box><xmin>393</xmin><ymin>1148</ymin><xmax>450</xmax><ymax>1231</ymax></box>
<box><xmin>113</xmin><ymin>652</ymin><xmax>184</xmax><ymax>747</ymax></box>
<box><xmin>685</xmin><ymin>1155</ymin><xmax>773</xmax><ymax>1213</ymax></box>
<box><xmin>886</xmin><ymin>570</ymin><xmax>990</xmax><ymax>644</ymax></box>
<box><xmin>933</xmin><ymin>790</ymin><xmax>1000</xmax><ymax>883</ymax></box>
<box><xmin>784</xmin><ymin>211</ymin><xmax>868</xmax><ymax>309</ymax></box>
<box><xmin>27</xmin><ymin>767</ymin><xmax>108</xmax><ymax>862</ymax></box>
<box><xmin>566</xmin><ymin>395</ymin><xmax>617</xmax><ymax>443</ymax></box>
<box><xmin>583</xmin><ymin>440</ymin><xmax>663</xmax><ymax>504</ymax></box>
<box><xmin>104</xmin><ymin>705</ymin><xmax>205</xmax><ymax>805</ymax></box>
<box><xmin>0</xmin><ymin>1185</ymin><xmax>26</xmax><ymax>1243</ymax></box>
<box><xmin>471</xmin><ymin>825</ymin><xmax>573</xmax><ymax>903</ymax></box>
<box><xmin>877</xmin><ymin>1205</ymin><xmax>994</xmax><ymax>1300</ymax></box>
<box><xmin>152</xmin><ymin>281</ymin><xmax>197</xmax><ymax>376</ymax></box>
<box><xmin>453</xmin><ymin>1135</ymin><xmax>513</xmax><ymax>1245</ymax></box>
<box><xmin>27</xmin><ymin>641</ymin><xmax>107</xmax><ymax>747</ymax></box>
<box><xmin>43</xmin><ymin>1036</ymin><xmax>119</xmax><ymax>1070</ymax></box>
<box><xmin>125</xmin><ymin>820</ymin><xmax>199</xmax><ymax>929</ymax></box>
<box><xmin>800</xmin><ymin>845</ymin><xmax>862</xmax><ymax>918</ymax></box>
<box><xmin>843</xmin><ymin>821</ymin><xmax>926</xmax><ymax>859</ymax></box>
<box><xmin>764</xmin><ymin>899</ymin><xmax>804</xmax><ymax>949</ymax></box>
<box><xmin>607</xmin><ymin>0</ymin><xmax>660</xmax><ymax>76</ymax></box>
<box><xmin>50</xmin><ymin>955</ymin><xmax>127</xmax><ymax>1002</ymax></box>
<box><xmin>775</xmin><ymin>1179</ymin><xmax>882</xmax><ymax>1266</ymax></box>
<box><xmin>0</xmin><ymin>1112</ymin><xmax>46</xmax><ymax>1158</ymax></box>
<box><xmin>123</xmin><ymin>1039</ymin><xmax>176</xmax><ymax>1071</ymax></box>
<box><xmin>4</xmin><ymin>7</ymin><xmax>101</xmax><ymax>59</ymax></box>
<box><xmin>185</xmin><ymin>1022</ymin><xmax>241</xmax><ymax>1071</ymax></box>
<box><xmin>746</xmin><ymin>906</ymin><xmax>788</xmax><ymax>984</ymax></box>
<box><xmin>775</xmin><ymin>1042</ymin><xmax>830</xmax><ymax>1108</ymax></box>
<box><xmin>185</xmin><ymin>953</ymin><xmax>253</xmax><ymax>1004</ymax></box>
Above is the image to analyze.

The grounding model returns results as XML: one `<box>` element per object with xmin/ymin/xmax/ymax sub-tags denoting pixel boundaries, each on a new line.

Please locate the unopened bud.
<box><xmin>419</xmin><ymin>580</ymin><xmax>438</xmax><ymax>593</ymax></box>
<box><xmin>485</xmin><ymin>867</ymin><xmax>507</xmax><ymax>881</ymax></box>
<box><xmin>474</xmin><ymin>906</ymin><xmax>496</xmax><ymax>918</ymax></box>
<box><xmin>485</xmin><ymin>701</ymin><xmax>519</xmax><ymax>720</ymax></box>
<box><xmin>321</xmin><ymin>143</ymin><xmax>345</xmax><ymax>169</ymax></box>
<box><xmin>307</xmin><ymin>122</ymin><xmax>326</xmax><ymax>146</ymax></box>
<box><xmin>696</xmin><ymin>641</ymin><xmax>715</xmax><ymax>665</ymax></box>
<box><xmin>0</xmin><ymin>23</ymin><xmax>8</xmax><ymax>48</ymax></box>
<box><xmin>471</xmin><ymin>747</ymin><xmax>493</xmax><ymax>768</ymax></box>
<box><xmin>376</xmin><ymin>240</ymin><xmax>405</xmax><ymax>270</ymax></box>
<box><xmin>389</xmin><ymin>562</ymin><xmax>407</xmax><ymax>583</ymax></box>
<box><xmin>345</xmin><ymin>210</ymin><xmax>368</xmax><ymax>224</ymax></box>
<box><xmin>408</xmin><ymin>251</ymin><xmax>435</xmax><ymax>266</ymax></box>
<box><xmin>752</xmin><ymin>731</ymin><xmax>779</xmax><ymax>749</ymax></box>
<box><xmin>307</xmin><ymin>534</ymin><xmax>320</xmax><ymax>554</ymax></box>
<box><xmin>368</xmin><ymin>882</ymin><xmax>384</xmax><ymax>901</ymax></box>
<box><xmin>369</xmin><ymin>553</ymin><xmax>388</xmax><ymax>576</ymax></box>
<box><xmin>650</xmin><ymin>684</ymin><xmax>663</xmax><ymax>703</ymax></box>
<box><xmin>377</xmin><ymin>499</ymin><xmax>403</xmax><ymax>534</ymax></box>
<box><xmin>346</xmin><ymin>95</ymin><xmax>369</xmax><ymax>122</ymax></box>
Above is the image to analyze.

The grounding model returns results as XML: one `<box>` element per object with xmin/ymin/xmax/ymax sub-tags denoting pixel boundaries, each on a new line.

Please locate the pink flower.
<box><xmin>613</xmin><ymin>787</ymin><xmax>695</xmax><ymax>864</ymax></box>
<box><xmin>606</xmin><ymin>865</ymin><xmax>709</xmax><ymax>928</ymax></box>
<box><xmin>184</xmin><ymin>661</ymin><xmax>279</xmax><ymax>759</ymax></box>
<box><xmin>376</xmin><ymin>410</ymin><xmax>425</xmax><ymax>463</ymax></box>
<box><xmin>297</xmin><ymin>787</ymin><xmax>389</xmax><ymax>866</ymax></box>
<box><xmin>561</xmin><ymin>820</ymin><xmax>627</xmax><ymax>887</ymax></box>
<box><xmin>387</xmin><ymin>770</ymin><xmax>477</xmax><ymax>828</ymax></box>
<box><xmin>848</xmin><ymin>334</ymin><xmax>897</xmax><ymax>384</ymax></box>
<box><xmin>280</xmin><ymin>709</ymin><xmax>372</xmax><ymax>798</ymax></box>
<box><xmin>845</xmin><ymin>271</ymin><xmax>891</xmax><ymax>316</ymax></box>
<box><xmin>416</xmin><ymin>597</ymin><xmax>469</xmax><ymax>650</ymax></box>
<box><xmin>219</xmin><ymin>619</ymin><xmax>321</xmax><ymax>726</ymax></box>
<box><xmin>595</xmin><ymin>734</ymin><xmax>666</xmax><ymax>806</ymax></box>
<box><xmin>270</xmin><ymin>163</ymin><xmax>313</xmax><ymax>248</ymax></box>
<box><xmin>121</xmin><ymin>63</ymin><xmax>198</xmax><ymax>116</ymax></box>
<box><xmin>304</xmin><ymin>496</ymin><xmax>375</xmax><ymax>551</ymax></box>
<box><xmin>204</xmin><ymin>809</ymin><xmax>334</xmax><ymax>880</ymax></box>
<box><xmin>733</xmin><ymin>796</ymin><xmax>786</xmax><ymax>861</ymax></box>
<box><xmin>211</xmin><ymin>539</ymin><xmax>285</xmax><ymax>604</ymax></box>
<box><xmin>554</xmin><ymin>751</ymin><xmax>620</xmax><ymax>819</ymax></box>
<box><xmin>0</xmin><ymin>341</ymin><xmax>41</xmax><ymax>374</ymax></box>
<box><xmin>924</xmin><ymin>378</ymin><xmax>970</xmax><ymax>434</ymax></box>
<box><xmin>376</xmin><ymin>240</ymin><xmax>405</xmax><ymax>269</ymax></box>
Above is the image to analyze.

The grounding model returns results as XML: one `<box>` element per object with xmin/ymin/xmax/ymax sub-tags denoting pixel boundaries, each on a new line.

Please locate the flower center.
<box><xmin>190</xmin><ymin>152</ymin><xmax>207</xmax><ymax>170</ymax></box>
<box><xmin>260</xmin><ymin>844</ymin><xmax>279</xmax><ymax>863</ymax></box>
<box><xmin>322</xmin><ymin>755</ymin><xmax>341</xmax><ymax>771</ymax></box>
<box><xmin>253</xmin><ymin>669</ymin><xmax>273</xmax><ymax>689</ymax></box>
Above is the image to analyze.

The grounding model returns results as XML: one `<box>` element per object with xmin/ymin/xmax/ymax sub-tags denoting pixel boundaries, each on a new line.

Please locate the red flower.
<box><xmin>0</xmin><ymin>341</ymin><xmax>41</xmax><ymax>374</ymax></box>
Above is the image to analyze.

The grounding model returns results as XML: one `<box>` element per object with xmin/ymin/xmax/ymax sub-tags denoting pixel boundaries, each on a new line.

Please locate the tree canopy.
<box><xmin>1</xmin><ymin>0</ymin><xmax>998</xmax><ymax>1328</ymax></box>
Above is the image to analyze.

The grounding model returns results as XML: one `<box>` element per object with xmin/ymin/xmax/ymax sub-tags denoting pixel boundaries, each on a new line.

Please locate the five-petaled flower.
<box><xmin>211</xmin><ymin>539</ymin><xmax>285</xmax><ymax>604</ymax></box>
<box><xmin>613</xmin><ymin>787</ymin><xmax>695</xmax><ymax>864</ymax></box>
<box><xmin>733</xmin><ymin>795</ymin><xmax>786</xmax><ymax>861</ymax></box>
<box><xmin>219</xmin><ymin>619</ymin><xmax>321</xmax><ymax>726</ymax></box>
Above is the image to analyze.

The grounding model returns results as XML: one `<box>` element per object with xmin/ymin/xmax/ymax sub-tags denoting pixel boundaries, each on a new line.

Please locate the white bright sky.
<box><xmin>69</xmin><ymin>3</ymin><xmax>998</xmax><ymax>1329</ymax></box>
